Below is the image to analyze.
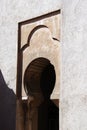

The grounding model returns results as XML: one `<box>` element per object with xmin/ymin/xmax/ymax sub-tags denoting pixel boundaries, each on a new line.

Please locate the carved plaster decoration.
<box><xmin>16</xmin><ymin>10</ymin><xmax>61</xmax><ymax>99</ymax></box>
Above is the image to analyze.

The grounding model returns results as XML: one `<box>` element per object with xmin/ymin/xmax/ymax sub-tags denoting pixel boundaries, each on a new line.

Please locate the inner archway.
<box><xmin>24</xmin><ymin>57</ymin><xmax>59</xmax><ymax>130</ymax></box>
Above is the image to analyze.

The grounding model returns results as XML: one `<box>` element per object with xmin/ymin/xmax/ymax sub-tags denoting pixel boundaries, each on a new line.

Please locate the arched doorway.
<box><xmin>24</xmin><ymin>57</ymin><xmax>59</xmax><ymax>130</ymax></box>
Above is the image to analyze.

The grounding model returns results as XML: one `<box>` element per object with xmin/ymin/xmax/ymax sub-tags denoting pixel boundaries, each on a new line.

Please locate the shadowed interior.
<box><xmin>23</xmin><ymin>58</ymin><xmax>59</xmax><ymax>130</ymax></box>
<box><xmin>24</xmin><ymin>57</ymin><xmax>56</xmax><ymax>97</ymax></box>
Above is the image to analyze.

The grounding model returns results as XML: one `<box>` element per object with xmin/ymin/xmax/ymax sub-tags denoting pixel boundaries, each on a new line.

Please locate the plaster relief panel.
<box><xmin>16</xmin><ymin>10</ymin><xmax>61</xmax><ymax>99</ymax></box>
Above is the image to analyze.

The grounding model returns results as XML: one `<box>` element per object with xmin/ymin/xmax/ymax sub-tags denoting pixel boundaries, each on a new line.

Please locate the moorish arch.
<box><xmin>22</xmin><ymin>26</ymin><xmax>60</xmax><ymax>99</ymax></box>
<box><xmin>16</xmin><ymin>10</ymin><xmax>60</xmax><ymax>130</ymax></box>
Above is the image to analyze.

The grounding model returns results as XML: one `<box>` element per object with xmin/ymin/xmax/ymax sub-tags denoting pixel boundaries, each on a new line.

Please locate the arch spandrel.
<box><xmin>20</xmin><ymin>11</ymin><xmax>60</xmax><ymax>49</ymax></box>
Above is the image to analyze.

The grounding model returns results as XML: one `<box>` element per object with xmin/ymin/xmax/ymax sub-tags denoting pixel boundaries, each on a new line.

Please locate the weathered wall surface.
<box><xmin>61</xmin><ymin>0</ymin><xmax>87</xmax><ymax>129</ymax></box>
<box><xmin>0</xmin><ymin>0</ymin><xmax>61</xmax><ymax>92</ymax></box>
<box><xmin>1</xmin><ymin>0</ymin><xmax>87</xmax><ymax>130</ymax></box>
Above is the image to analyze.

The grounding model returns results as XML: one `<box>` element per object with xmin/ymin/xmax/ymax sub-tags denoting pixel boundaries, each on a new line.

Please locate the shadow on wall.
<box><xmin>0</xmin><ymin>70</ymin><xmax>16</xmax><ymax>130</ymax></box>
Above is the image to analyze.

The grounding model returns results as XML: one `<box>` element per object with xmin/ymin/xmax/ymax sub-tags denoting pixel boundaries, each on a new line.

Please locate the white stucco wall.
<box><xmin>0</xmin><ymin>0</ymin><xmax>61</xmax><ymax>92</ymax></box>
<box><xmin>61</xmin><ymin>0</ymin><xmax>87</xmax><ymax>129</ymax></box>
<box><xmin>1</xmin><ymin>0</ymin><xmax>87</xmax><ymax>129</ymax></box>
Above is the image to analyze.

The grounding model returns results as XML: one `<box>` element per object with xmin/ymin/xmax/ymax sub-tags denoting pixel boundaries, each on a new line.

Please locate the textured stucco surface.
<box><xmin>1</xmin><ymin>0</ymin><xmax>87</xmax><ymax>129</ymax></box>
<box><xmin>0</xmin><ymin>0</ymin><xmax>61</xmax><ymax>92</ymax></box>
<box><xmin>61</xmin><ymin>0</ymin><xmax>87</xmax><ymax>129</ymax></box>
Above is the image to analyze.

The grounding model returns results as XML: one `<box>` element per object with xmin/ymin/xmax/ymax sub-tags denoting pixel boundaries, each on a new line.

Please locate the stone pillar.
<box><xmin>25</xmin><ymin>96</ymin><xmax>38</xmax><ymax>130</ymax></box>
<box><xmin>16</xmin><ymin>99</ymin><xmax>24</xmax><ymax>130</ymax></box>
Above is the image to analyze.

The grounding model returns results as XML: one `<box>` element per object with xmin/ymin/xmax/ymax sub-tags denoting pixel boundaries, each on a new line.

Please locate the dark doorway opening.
<box><xmin>24</xmin><ymin>57</ymin><xmax>59</xmax><ymax>130</ymax></box>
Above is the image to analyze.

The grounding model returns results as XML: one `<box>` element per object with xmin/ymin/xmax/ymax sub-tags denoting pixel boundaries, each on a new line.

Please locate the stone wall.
<box><xmin>61</xmin><ymin>0</ymin><xmax>87</xmax><ymax>129</ymax></box>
